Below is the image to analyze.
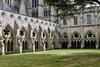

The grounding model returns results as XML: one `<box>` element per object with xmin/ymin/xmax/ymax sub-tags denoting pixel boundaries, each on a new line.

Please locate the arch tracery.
<box><xmin>71</xmin><ymin>31</ymin><xmax>81</xmax><ymax>48</ymax></box>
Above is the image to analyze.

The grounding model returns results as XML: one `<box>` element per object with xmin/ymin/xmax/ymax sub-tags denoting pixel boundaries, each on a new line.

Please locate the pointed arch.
<box><xmin>2</xmin><ymin>24</ymin><xmax>14</xmax><ymax>38</ymax></box>
<box><xmin>62</xmin><ymin>32</ymin><xmax>68</xmax><ymax>39</ymax></box>
<box><xmin>71</xmin><ymin>31</ymin><xmax>81</xmax><ymax>49</ymax></box>
<box><xmin>32</xmin><ymin>28</ymin><xmax>39</xmax><ymax>38</ymax></box>
<box><xmin>71</xmin><ymin>31</ymin><xmax>81</xmax><ymax>40</ymax></box>
<box><xmin>50</xmin><ymin>31</ymin><xmax>55</xmax><ymax>39</ymax></box>
<box><xmin>85</xmin><ymin>30</ymin><xmax>95</xmax><ymax>38</ymax></box>
<box><xmin>56</xmin><ymin>31</ymin><xmax>61</xmax><ymax>39</ymax></box>
<box><xmin>61</xmin><ymin>32</ymin><xmax>68</xmax><ymax>49</ymax></box>
<box><xmin>43</xmin><ymin>30</ymin><xmax>48</xmax><ymax>38</ymax></box>
<box><xmin>84</xmin><ymin>30</ymin><xmax>96</xmax><ymax>49</ymax></box>
<box><xmin>2</xmin><ymin>24</ymin><xmax>14</xmax><ymax>52</ymax></box>
<box><xmin>20</xmin><ymin>26</ymin><xmax>27</xmax><ymax>36</ymax></box>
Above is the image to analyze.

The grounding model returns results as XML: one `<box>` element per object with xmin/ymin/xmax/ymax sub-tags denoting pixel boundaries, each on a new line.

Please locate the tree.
<box><xmin>44</xmin><ymin>0</ymin><xmax>100</xmax><ymax>21</ymax></box>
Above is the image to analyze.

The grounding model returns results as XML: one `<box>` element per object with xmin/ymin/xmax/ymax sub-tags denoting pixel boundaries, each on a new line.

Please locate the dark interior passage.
<box><xmin>61</xmin><ymin>42</ymin><xmax>68</xmax><ymax>49</ymax></box>
<box><xmin>84</xmin><ymin>40</ymin><xmax>96</xmax><ymax>49</ymax></box>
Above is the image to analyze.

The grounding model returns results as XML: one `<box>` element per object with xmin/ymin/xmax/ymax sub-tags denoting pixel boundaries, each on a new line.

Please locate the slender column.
<box><xmin>96</xmin><ymin>39</ymin><xmax>99</xmax><ymax>49</ymax></box>
<box><xmin>95</xmin><ymin>8</ymin><xmax>99</xmax><ymax>49</ymax></box>
<box><xmin>68</xmin><ymin>27</ymin><xmax>71</xmax><ymax>48</ymax></box>
<box><xmin>20</xmin><ymin>44</ymin><xmax>22</xmax><ymax>54</ymax></box>
<box><xmin>18</xmin><ymin>39</ymin><xmax>22</xmax><ymax>54</ymax></box>
<box><xmin>32</xmin><ymin>40</ymin><xmax>35</xmax><ymax>52</ymax></box>
<box><xmin>81</xmin><ymin>13</ymin><xmax>84</xmax><ymax>49</ymax></box>
<box><xmin>90</xmin><ymin>40</ymin><xmax>91</xmax><ymax>48</ymax></box>
<box><xmin>76</xmin><ymin>41</ymin><xmax>77</xmax><ymax>48</ymax></box>
<box><xmin>0</xmin><ymin>40</ymin><xmax>5</xmax><ymax>55</ymax></box>
<box><xmin>2</xmin><ymin>44</ymin><xmax>5</xmax><ymax>55</ymax></box>
<box><xmin>51</xmin><ymin>41</ymin><xmax>54</xmax><ymax>50</ymax></box>
<box><xmin>43</xmin><ymin>41</ymin><xmax>46</xmax><ymax>51</ymax></box>
<box><xmin>5</xmin><ymin>38</ymin><xmax>8</xmax><ymax>52</ymax></box>
<box><xmin>33</xmin><ymin>44</ymin><xmax>35</xmax><ymax>52</ymax></box>
<box><xmin>81</xmin><ymin>39</ymin><xmax>84</xmax><ymax>48</ymax></box>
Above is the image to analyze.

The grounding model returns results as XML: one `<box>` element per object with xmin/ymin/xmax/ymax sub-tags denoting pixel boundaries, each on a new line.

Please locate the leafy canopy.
<box><xmin>45</xmin><ymin>0</ymin><xmax>100</xmax><ymax>21</ymax></box>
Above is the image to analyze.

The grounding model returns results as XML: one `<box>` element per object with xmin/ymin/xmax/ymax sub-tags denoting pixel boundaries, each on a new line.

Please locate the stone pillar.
<box><xmin>0</xmin><ymin>40</ymin><xmax>5</xmax><ymax>55</ymax></box>
<box><xmin>33</xmin><ymin>44</ymin><xmax>35</xmax><ymax>52</ymax></box>
<box><xmin>18</xmin><ymin>39</ymin><xmax>22</xmax><ymax>54</ymax></box>
<box><xmin>51</xmin><ymin>41</ymin><xmax>54</xmax><ymax>50</ymax></box>
<box><xmin>68</xmin><ymin>28</ymin><xmax>71</xmax><ymax>48</ymax></box>
<box><xmin>76</xmin><ymin>41</ymin><xmax>77</xmax><ymax>48</ymax></box>
<box><xmin>81</xmin><ymin>13</ymin><xmax>84</xmax><ymax>49</ymax></box>
<box><xmin>32</xmin><ymin>40</ymin><xmax>35</xmax><ymax>52</ymax></box>
<box><xmin>95</xmin><ymin>8</ymin><xmax>99</xmax><ymax>49</ymax></box>
<box><xmin>20</xmin><ymin>44</ymin><xmax>22</xmax><ymax>54</ymax></box>
<box><xmin>96</xmin><ymin>39</ymin><xmax>99</xmax><ymax>49</ymax></box>
<box><xmin>43</xmin><ymin>41</ymin><xmax>46</xmax><ymax>51</ymax></box>
<box><xmin>5</xmin><ymin>38</ymin><xmax>9</xmax><ymax>52</ymax></box>
<box><xmin>81</xmin><ymin>39</ymin><xmax>84</xmax><ymax>48</ymax></box>
<box><xmin>68</xmin><ymin>40</ymin><xmax>71</xmax><ymax>48</ymax></box>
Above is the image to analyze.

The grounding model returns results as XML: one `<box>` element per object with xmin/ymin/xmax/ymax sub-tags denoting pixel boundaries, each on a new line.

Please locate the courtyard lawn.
<box><xmin>0</xmin><ymin>49</ymin><xmax>100</xmax><ymax>67</ymax></box>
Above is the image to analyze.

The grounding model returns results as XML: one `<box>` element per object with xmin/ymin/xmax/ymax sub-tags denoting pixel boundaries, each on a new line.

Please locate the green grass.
<box><xmin>0</xmin><ymin>49</ymin><xmax>100</xmax><ymax>67</ymax></box>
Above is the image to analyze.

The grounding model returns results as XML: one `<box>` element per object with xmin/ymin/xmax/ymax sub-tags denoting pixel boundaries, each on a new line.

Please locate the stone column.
<box><xmin>76</xmin><ymin>40</ymin><xmax>78</xmax><ymax>48</ymax></box>
<box><xmin>32</xmin><ymin>40</ymin><xmax>35</xmax><ymax>52</ymax></box>
<box><xmin>33</xmin><ymin>44</ymin><xmax>35</xmax><ymax>52</ymax></box>
<box><xmin>96</xmin><ymin>38</ymin><xmax>99</xmax><ymax>49</ymax></box>
<box><xmin>68</xmin><ymin>28</ymin><xmax>71</xmax><ymax>48</ymax></box>
<box><xmin>81</xmin><ymin>13</ymin><xmax>84</xmax><ymax>49</ymax></box>
<box><xmin>51</xmin><ymin>41</ymin><xmax>54</xmax><ymax>50</ymax></box>
<box><xmin>18</xmin><ymin>39</ymin><xmax>22</xmax><ymax>54</ymax></box>
<box><xmin>0</xmin><ymin>40</ymin><xmax>5</xmax><ymax>55</ymax></box>
<box><xmin>81</xmin><ymin>39</ymin><xmax>84</xmax><ymax>48</ymax></box>
<box><xmin>5</xmin><ymin>38</ymin><xmax>8</xmax><ymax>52</ymax></box>
<box><xmin>95</xmin><ymin>8</ymin><xmax>99</xmax><ymax>49</ymax></box>
<box><xmin>43</xmin><ymin>41</ymin><xmax>46</xmax><ymax>51</ymax></box>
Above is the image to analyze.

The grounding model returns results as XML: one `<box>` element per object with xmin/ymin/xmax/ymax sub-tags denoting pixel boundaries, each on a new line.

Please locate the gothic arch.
<box><xmin>31</xmin><ymin>28</ymin><xmax>40</xmax><ymax>50</ymax></box>
<box><xmin>32</xmin><ymin>28</ymin><xmax>39</xmax><ymax>38</ymax></box>
<box><xmin>85</xmin><ymin>30</ymin><xmax>95</xmax><ymax>38</ymax></box>
<box><xmin>62</xmin><ymin>32</ymin><xmax>68</xmax><ymax>40</ymax></box>
<box><xmin>61</xmin><ymin>32</ymin><xmax>68</xmax><ymax>49</ymax></box>
<box><xmin>50</xmin><ymin>31</ymin><xmax>55</xmax><ymax>39</ymax></box>
<box><xmin>20</xmin><ymin>26</ymin><xmax>27</xmax><ymax>36</ymax></box>
<box><xmin>20</xmin><ymin>26</ymin><xmax>28</xmax><ymax>50</ymax></box>
<box><xmin>43</xmin><ymin>30</ymin><xmax>48</xmax><ymax>39</ymax></box>
<box><xmin>84</xmin><ymin>30</ymin><xmax>96</xmax><ymax>49</ymax></box>
<box><xmin>2</xmin><ymin>24</ymin><xmax>14</xmax><ymax>52</ymax></box>
<box><xmin>56</xmin><ymin>31</ymin><xmax>61</xmax><ymax>39</ymax></box>
<box><xmin>71</xmin><ymin>31</ymin><xmax>81</xmax><ymax>48</ymax></box>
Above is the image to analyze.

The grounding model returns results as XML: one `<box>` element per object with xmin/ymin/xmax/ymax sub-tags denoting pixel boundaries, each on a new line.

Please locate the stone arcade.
<box><xmin>0</xmin><ymin>10</ymin><xmax>60</xmax><ymax>55</ymax></box>
<box><xmin>0</xmin><ymin>6</ymin><xmax>100</xmax><ymax>55</ymax></box>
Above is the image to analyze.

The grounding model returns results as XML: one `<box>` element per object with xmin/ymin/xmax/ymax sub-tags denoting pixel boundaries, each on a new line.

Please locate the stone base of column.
<box><xmin>81</xmin><ymin>44</ymin><xmax>84</xmax><ymax>49</ymax></box>
<box><xmin>33</xmin><ymin>45</ymin><xmax>35</xmax><ymax>53</ymax></box>
<box><xmin>96</xmin><ymin>44</ymin><xmax>99</xmax><ymax>49</ymax></box>
<box><xmin>2</xmin><ymin>46</ymin><xmax>5</xmax><ymax>55</ymax></box>
<box><xmin>68</xmin><ymin>44</ymin><xmax>71</xmax><ymax>49</ymax></box>
<box><xmin>20</xmin><ymin>45</ymin><xmax>22</xmax><ymax>54</ymax></box>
